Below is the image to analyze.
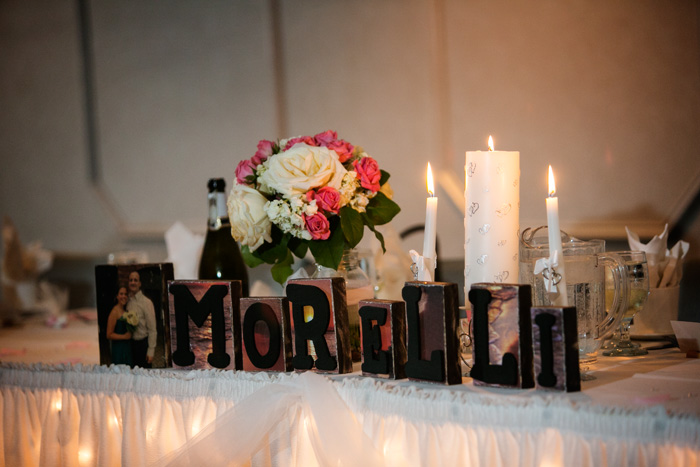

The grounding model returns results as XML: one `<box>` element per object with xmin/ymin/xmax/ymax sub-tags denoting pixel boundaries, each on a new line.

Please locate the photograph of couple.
<box><xmin>96</xmin><ymin>263</ymin><xmax>173</xmax><ymax>368</ymax></box>
<box><xmin>105</xmin><ymin>271</ymin><xmax>157</xmax><ymax>368</ymax></box>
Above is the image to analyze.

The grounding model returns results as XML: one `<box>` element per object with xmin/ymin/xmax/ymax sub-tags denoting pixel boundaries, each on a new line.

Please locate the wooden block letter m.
<box><xmin>170</xmin><ymin>283</ymin><xmax>232</xmax><ymax>369</ymax></box>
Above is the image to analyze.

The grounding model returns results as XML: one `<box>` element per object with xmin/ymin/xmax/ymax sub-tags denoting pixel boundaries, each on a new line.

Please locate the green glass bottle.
<box><xmin>198</xmin><ymin>178</ymin><xmax>249</xmax><ymax>296</ymax></box>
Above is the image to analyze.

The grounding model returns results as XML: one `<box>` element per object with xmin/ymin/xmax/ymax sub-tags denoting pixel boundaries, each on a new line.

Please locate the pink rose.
<box><xmin>314</xmin><ymin>130</ymin><xmax>337</xmax><ymax>145</ymax></box>
<box><xmin>314</xmin><ymin>186</ymin><xmax>341</xmax><ymax>213</ymax></box>
<box><xmin>235</xmin><ymin>159</ymin><xmax>256</xmax><ymax>185</ymax></box>
<box><xmin>326</xmin><ymin>140</ymin><xmax>355</xmax><ymax>163</ymax></box>
<box><xmin>353</xmin><ymin>157</ymin><xmax>381</xmax><ymax>192</ymax></box>
<box><xmin>304</xmin><ymin>212</ymin><xmax>331</xmax><ymax>240</ymax></box>
<box><xmin>284</xmin><ymin>136</ymin><xmax>315</xmax><ymax>150</ymax></box>
<box><xmin>253</xmin><ymin>140</ymin><xmax>275</xmax><ymax>165</ymax></box>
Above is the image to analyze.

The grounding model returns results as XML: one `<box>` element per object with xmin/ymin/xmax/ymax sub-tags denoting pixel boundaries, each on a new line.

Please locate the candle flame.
<box><xmin>426</xmin><ymin>162</ymin><xmax>435</xmax><ymax>196</ymax></box>
<box><xmin>488</xmin><ymin>135</ymin><xmax>494</xmax><ymax>151</ymax></box>
<box><xmin>548</xmin><ymin>165</ymin><xmax>556</xmax><ymax>197</ymax></box>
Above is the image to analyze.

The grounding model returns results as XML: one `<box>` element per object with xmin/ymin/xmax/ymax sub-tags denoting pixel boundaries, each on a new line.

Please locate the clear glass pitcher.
<box><xmin>312</xmin><ymin>249</ymin><xmax>374</xmax><ymax>362</ymax></box>
<box><xmin>519</xmin><ymin>226</ymin><xmax>628</xmax><ymax>365</ymax></box>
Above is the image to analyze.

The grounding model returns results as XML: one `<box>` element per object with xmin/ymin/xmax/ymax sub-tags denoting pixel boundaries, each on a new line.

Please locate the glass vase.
<box><xmin>312</xmin><ymin>249</ymin><xmax>374</xmax><ymax>361</ymax></box>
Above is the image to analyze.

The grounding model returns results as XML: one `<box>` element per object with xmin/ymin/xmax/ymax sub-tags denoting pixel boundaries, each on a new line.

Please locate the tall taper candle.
<box><xmin>546</xmin><ymin>165</ymin><xmax>568</xmax><ymax>306</ymax></box>
<box><xmin>422</xmin><ymin>162</ymin><xmax>438</xmax><ymax>280</ymax></box>
<box><xmin>465</xmin><ymin>136</ymin><xmax>520</xmax><ymax>312</ymax></box>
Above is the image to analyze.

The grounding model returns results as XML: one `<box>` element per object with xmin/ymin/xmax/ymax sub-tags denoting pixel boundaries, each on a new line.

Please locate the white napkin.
<box><xmin>626</xmin><ymin>224</ymin><xmax>689</xmax><ymax>288</ymax></box>
<box><xmin>249</xmin><ymin>280</ymin><xmax>278</xmax><ymax>297</ymax></box>
<box><xmin>671</xmin><ymin>320</ymin><xmax>700</xmax><ymax>356</ymax></box>
<box><xmin>164</xmin><ymin>222</ymin><xmax>205</xmax><ymax>280</ymax></box>
<box><xmin>659</xmin><ymin>240</ymin><xmax>689</xmax><ymax>288</ymax></box>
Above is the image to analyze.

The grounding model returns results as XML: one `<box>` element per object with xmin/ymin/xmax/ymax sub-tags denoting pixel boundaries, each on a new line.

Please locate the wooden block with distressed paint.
<box><xmin>403</xmin><ymin>281</ymin><xmax>461</xmax><ymax>385</ymax></box>
<box><xmin>359</xmin><ymin>299</ymin><xmax>407</xmax><ymax>379</ymax></box>
<box><xmin>168</xmin><ymin>280</ymin><xmax>242</xmax><ymax>370</ymax></box>
<box><xmin>531</xmin><ymin>306</ymin><xmax>580</xmax><ymax>392</ymax></box>
<box><xmin>286</xmin><ymin>277</ymin><xmax>352</xmax><ymax>374</ymax></box>
<box><xmin>95</xmin><ymin>262</ymin><xmax>174</xmax><ymax>368</ymax></box>
<box><xmin>469</xmin><ymin>283</ymin><xmax>534</xmax><ymax>388</ymax></box>
<box><xmin>240</xmin><ymin>297</ymin><xmax>293</xmax><ymax>372</ymax></box>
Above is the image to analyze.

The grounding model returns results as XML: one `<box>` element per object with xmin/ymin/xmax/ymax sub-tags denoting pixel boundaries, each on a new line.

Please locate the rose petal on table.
<box><xmin>633</xmin><ymin>393</ymin><xmax>672</xmax><ymax>404</ymax></box>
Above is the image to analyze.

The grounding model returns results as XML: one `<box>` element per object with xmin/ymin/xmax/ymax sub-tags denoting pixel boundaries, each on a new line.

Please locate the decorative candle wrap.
<box><xmin>464</xmin><ymin>149</ymin><xmax>520</xmax><ymax>311</ymax></box>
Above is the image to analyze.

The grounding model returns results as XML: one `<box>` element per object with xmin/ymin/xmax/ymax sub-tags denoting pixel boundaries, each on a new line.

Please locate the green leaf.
<box><xmin>271</xmin><ymin>250</ymin><xmax>295</xmax><ymax>285</ymax></box>
<box><xmin>254</xmin><ymin>228</ymin><xmax>289</xmax><ymax>264</ymax></box>
<box><xmin>309</xmin><ymin>221</ymin><xmax>344</xmax><ymax>270</ymax></box>
<box><xmin>379</xmin><ymin>169</ymin><xmax>390</xmax><ymax>186</ymax></box>
<box><xmin>366</xmin><ymin>222</ymin><xmax>386</xmax><ymax>252</ymax></box>
<box><xmin>339</xmin><ymin>206</ymin><xmax>364</xmax><ymax>249</ymax></box>
<box><xmin>366</xmin><ymin>192</ymin><xmax>401</xmax><ymax>226</ymax></box>
<box><xmin>361</xmin><ymin>211</ymin><xmax>375</xmax><ymax>229</ymax></box>
<box><xmin>287</xmin><ymin>236</ymin><xmax>309</xmax><ymax>259</ymax></box>
<box><xmin>241</xmin><ymin>245</ymin><xmax>265</xmax><ymax>268</ymax></box>
<box><xmin>360</xmin><ymin>212</ymin><xmax>386</xmax><ymax>252</ymax></box>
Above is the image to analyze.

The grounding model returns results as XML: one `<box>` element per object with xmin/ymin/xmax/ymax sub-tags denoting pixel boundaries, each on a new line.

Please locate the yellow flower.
<box><xmin>379</xmin><ymin>181</ymin><xmax>394</xmax><ymax>199</ymax></box>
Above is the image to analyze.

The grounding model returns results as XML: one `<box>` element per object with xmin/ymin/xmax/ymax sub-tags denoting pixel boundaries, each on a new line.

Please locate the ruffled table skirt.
<box><xmin>1</xmin><ymin>361</ymin><xmax>699</xmax><ymax>466</ymax></box>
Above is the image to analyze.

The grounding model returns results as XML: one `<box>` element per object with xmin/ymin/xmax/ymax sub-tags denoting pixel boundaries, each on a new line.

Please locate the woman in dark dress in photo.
<box><xmin>106</xmin><ymin>286</ymin><xmax>133</xmax><ymax>366</ymax></box>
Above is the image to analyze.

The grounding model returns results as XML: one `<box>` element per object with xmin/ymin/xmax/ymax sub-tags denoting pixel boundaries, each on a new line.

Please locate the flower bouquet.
<box><xmin>228</xmin><ymin>130</ymin><xmax>400</xmax><ymax>284</ymax></box>
<box><xmin>121</xmin><ymin>310</ymin><xmax>139</xmax><ymax>334</ymax></box>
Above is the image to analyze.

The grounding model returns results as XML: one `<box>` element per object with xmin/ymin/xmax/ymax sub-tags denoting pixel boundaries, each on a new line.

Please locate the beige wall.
<box><xmin>1</xmin><ymin>0</ymin><xmax>699</xmax><ymax>264</ymax></box>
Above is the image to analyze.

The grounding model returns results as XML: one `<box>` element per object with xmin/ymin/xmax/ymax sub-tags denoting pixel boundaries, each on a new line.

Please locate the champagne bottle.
<box><xmin>198</xmin><ymin>178</ymin><xmax>249</xmax><ymax>296</ymax></box>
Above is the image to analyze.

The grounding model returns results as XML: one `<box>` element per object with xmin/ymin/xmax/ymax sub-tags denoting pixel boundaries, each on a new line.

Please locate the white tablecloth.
<box><xmin>1</xmin><ymin>349</ymin><xmax>699</xmax><ymax>467</ymax></box>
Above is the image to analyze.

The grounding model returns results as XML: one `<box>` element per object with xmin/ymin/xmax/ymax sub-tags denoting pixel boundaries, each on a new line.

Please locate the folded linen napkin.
<box><xmin>164</xmin><ymin>222</ymin><xmax>205</xmax><ymax>280</ymax></box>
<box><xmin>626</xmin><ymin>224</ymin><xmax>689</xmax><ymax>288</ymax></box>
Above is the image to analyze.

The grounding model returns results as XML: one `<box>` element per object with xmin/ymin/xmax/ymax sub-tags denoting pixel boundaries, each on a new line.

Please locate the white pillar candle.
<box><xmin>545</xmin><ymin>165</ymin><xmax>569</xmax><ymax>306</ymax></box>
<box><xmin>421</xmin><ymin>162</ymin><xmax>438</xmax><ymax>280</ymax></box>
<box><xmin>465</xmin><ymin>136</ymin><xmax>520</xmax><ymax>310</ymax></box>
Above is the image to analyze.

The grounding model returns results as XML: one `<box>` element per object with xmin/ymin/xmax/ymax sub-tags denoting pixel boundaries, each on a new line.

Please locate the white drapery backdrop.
<box><xmin>1</xmin><ymin>363</ymin><xmax>699</xmax><ymax>467</ymax></box>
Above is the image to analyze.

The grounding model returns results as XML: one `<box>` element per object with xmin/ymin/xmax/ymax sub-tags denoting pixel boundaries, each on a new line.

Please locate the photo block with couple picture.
<box><xmin>95</xmin><ymin>264</ymin><xmax>173</xmax><ymax>368</ymax></box>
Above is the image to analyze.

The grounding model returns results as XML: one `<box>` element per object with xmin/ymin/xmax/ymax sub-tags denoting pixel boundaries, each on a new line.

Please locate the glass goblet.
<box><xmin>602</xmin><ymin>251</ymin><xmax>650</xmax><ymax>357</ymax></box>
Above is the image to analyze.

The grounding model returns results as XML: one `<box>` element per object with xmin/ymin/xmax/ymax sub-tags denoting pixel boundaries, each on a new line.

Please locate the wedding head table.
<box><xmin>1</xmin><ymin>347</ymin><xmax>699</xmax><ymax>467</ymax></box>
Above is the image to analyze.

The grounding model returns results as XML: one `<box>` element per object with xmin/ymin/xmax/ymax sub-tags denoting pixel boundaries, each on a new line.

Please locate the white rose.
<box><xmin>124</xmin><ymin>311</ymin><xmax>139</xmax><ymax>326</ymax></box>
<box><xmin>227</xmin><ymin>184</ymin><xmax>272</xmax><ymax>251</ymax></box>
<box><xmin>258</xmin><ymin>143</ymin><xmax>347</xmax><ymax>198</ymax></box>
